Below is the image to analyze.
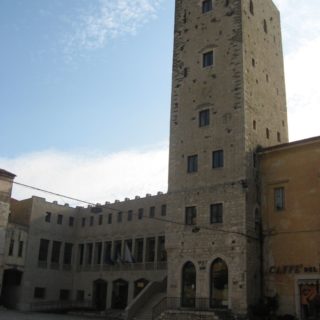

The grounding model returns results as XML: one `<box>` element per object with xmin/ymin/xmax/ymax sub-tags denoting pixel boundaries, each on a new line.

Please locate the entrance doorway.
<box><xmin>93</xmin><ymin>279</ymin><xmax>107</xmax><ymax>311</ymax></box>
<box><xmin>299</xmin><ymin>280</ymin><xmax>320</xmax><ymax>320</ymax></box>
<box><xmin>112</xmin><ymin>279</ymin><xmax>128</xmax><ymax>309</ymax></box>
<box><xmin>210</xmin><ymin>258</ymin><xmax>228</xmax><ymax>308</ymax></box>
<box><xmin>1</xmin><ymin>269</ymin><xmax>23</xmax><ymax>309</ymax></box>
<box><xmin>181</xmin><ymin>261</ymin><xmax>196</xmax><ymax>308</ymax></box>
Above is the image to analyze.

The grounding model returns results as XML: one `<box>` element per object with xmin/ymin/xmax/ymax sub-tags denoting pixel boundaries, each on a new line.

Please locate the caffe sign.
<box><xmin>269</xmin><ymin>264</ymin><xmax>320</xmax><ymax>274</ymax></box>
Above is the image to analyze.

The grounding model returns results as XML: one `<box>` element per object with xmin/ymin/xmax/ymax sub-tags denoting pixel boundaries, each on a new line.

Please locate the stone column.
<box><xmin>0</xmin><ymin>169</ymin><xmax>16</xmax><ymax>299</ymax></box>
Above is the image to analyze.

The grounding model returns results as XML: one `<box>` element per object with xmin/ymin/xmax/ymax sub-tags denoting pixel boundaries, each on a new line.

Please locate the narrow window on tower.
<box><xmin>266</xmin><ymin>128</ymin><xmax>270</xmax><ymax>139</ymax></box>
<box><xmin>203</xmin><ymin>51</ymin><xmax>214</xmax><ymax>68</ymax></box>
<box><xmin>202</xmin><ymin>0</ymin><xmax>213</xmax><ymax>13</ymax></box>
<box><xmin>185</xmin><ymin>206</ymin><xmax>197</xmax><ymax>225</ymax></box>
<box><xmin>210</xmin><ymin>203</ymin><xmax>223</xmax><ymax>224</ymax></box>
<box><xmin>274</xmin><ymin>187</ymin><xmax>285</xmax><ymax>211</ymax></box>
<box><xmin>263</xmin><ymin>19</ymin><xmax>268</xmax><ymax>34</ymax></box>
<box><xmin>249</xmin><ymin>0</ymin><xmax>254</xmax><ymax>15</ymax></box>
<box><xmin>199</xmin><ymin>109</ymin><xmax>210</xmax><ymax>127</ymax></box>
<box><xmin>277</xmin><ymin>132</ymin><xmax>281</xmax><ymax>142</ymax></box>
<box><xmin>212</xmin><ymin>150</ymin><xmax>224</xmax><ymax>168</ymax></box>
<box><xmin>187</xmin><ymin>155</ymin><xmax>198</xmax><ymax>173</ymax></box>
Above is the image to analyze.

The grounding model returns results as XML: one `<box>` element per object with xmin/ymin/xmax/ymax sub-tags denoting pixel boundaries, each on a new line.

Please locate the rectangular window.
<box><xmin>185</xmin><ymin>206</ymin><xmax>197</xmax><ymax>225</ymax></box>
<box><xmin>78</xmin><ymin>244</ymin><xmax>84</xmax><ymax>266</ymax></box>
<box><xmin>212</xmin><ymin>150</ymin><xmax>224</xmax><ymax>168</ymax></box>
<box><xmin>51</xmin><ymin>241</ymin><xmax>61</xmax><ymax>265</ymax></box>
<box><xmin>82</xmin><ymin>217</ymin><xmax>86</xmax><ymax>227</ymax></box>
<box><xmin>135</xmin><ymin>238</ymin><xmax>144</xmax><ymax>263</ymax></box>
<box><xmin>114</xmin><ymin>241</ymin><xmax>122</xmax><ymax>261</ymax></box>
<box><xmin>98</xmin><ymin>215</ymin><xmax>103</xmax><ymax>225</ymax></box>
<box><xmin>149</xmin><ymin>206</ymin><xmax>155</xmax><ymax>218</ymax></box>
<box><xmin>69</xmin><ymin>216</ymin><xmax>74</xmax><ymax>227</ymax></box>
<box><xmin>103</xmin><ymin>241</ymin><xmax>112</xmax><ymax>264</ymax></box>
<box><xmin>158</xmin><ymin>236</ymin><xmax>167</xmax><ymax>262</ymax></box>
<box><xmin>138</xmin><ymin>208</ymin><xmax>144</xmax><ymax>220</ymax></box>
<box><xmin>199</xmin><ymin>109</ymin><xmax>210</xmax><ymax>127</ymax></box>
<box><xmin>38</xmin><ymin>239</ymin><xmax>50</xmax><ymax>262</ymax></box>
<box><xmin>57</xmin><ymin>214</ymin><xmax>63</xmax><ymax>225</ymax></box>
<box><xmin>94</xmin><ymin>242</ymin><xmax>102</xmax><ymax>265</ymax></box>
<box><xmin>203</xmin><ymin>51</ymin><xmax>214</xmax><ymax>67</ymax></box>
<box><xmin>45</xmin><ymin>211</ymin><xmax>51</xmax><ymax>223</ymax></box>
<box><xmin>18</xmin><ymin>241</ymin><xmax>23</xmax><ymax>257</ymax></box>
<box><xmin>146</xmin><ymin>238</ymin><xmax>155</xmax><ymax>262</ymax></box>
<box><xmin>128</xmin><ymin>210</ymin><xmax>133</xmax><ymax>221</ymax></box>
<box><xmin>210</xmin><ymin>203</ymin><xmax>223</xmax><ymax>223</ymax></box>
<box><xmin>108</xmin><ymin>213</ymin><xmax>112</xmax><ymax>224</ymax></box>
<box><xmin>117</xmin><ymin>212</ymin><xmax>122</xmax><ymax>223</ymax></box>
<box><xmin>59</xmin><ymin>289</ymin><xmax>70</xmax><ymax>301</ymax></box>
<box><xmin>161</xmin><ymin>205</ymin><xmax>167</xmax><ymax>217</ymax></box>
<box><xmin>90</xmin><ymin>216</ymin><xmax>94</xmax><ymax>226</ymax></box>
<box><xmin>85</xmin><ymin>243</ymin><xmax>93</xmax><ymax>265</ymax></box>
<box><xmin>202</xmin><ymin>0</ymin><xmax>213</xmax><ymax>13</ymax></box>
<box><xmin>187</xmin><ymin>155</ymin><xmax>198</xmax><ymax>173</ymax></box>
<box><xmin>76</xmin><ymin>290</ymin><xmax>85</xmax><ymax>301</ymax></box>
<box><xmin>8</xmin><ymin>239</ymin><xmax>14</xmax><ymax>256</ymax></box>
<box><xmin>63</xmin><ymin>243</ymin><xmax>73</xmax><ymax>265</ymax></box>
<box><xmin>34</xmin><ymin>287</ymin><xmax>46</xmax><ymax>299</ymax></box>
<box><xmin>274</xmin><ymin>187</ymin><xmax>285</xmax><ymax>211</ymax></box>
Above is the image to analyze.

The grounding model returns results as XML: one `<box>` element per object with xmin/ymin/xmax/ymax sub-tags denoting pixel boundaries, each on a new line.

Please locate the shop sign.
<box><xmin>269</xmin><ymin>264</ymin><xmax>320</xmax><ymax>274</ymax></box>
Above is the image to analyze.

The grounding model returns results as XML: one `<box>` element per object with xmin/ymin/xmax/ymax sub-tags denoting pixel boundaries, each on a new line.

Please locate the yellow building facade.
<box><xmin>260</xmin><ymin>137</ymin><xmax>320</xmax><ymax>319</ymax></box>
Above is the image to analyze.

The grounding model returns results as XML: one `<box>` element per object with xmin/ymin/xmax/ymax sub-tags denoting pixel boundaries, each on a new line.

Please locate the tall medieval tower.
<box><xmin>166</xmin><ymin>0</ymin><xmax>288</xmax><ymax>314</ymax></box>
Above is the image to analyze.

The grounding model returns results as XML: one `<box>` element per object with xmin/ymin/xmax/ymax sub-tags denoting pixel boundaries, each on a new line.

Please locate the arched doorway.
<box><xmin>210</xmin><ymin>258</ymin><xmax>228</xmax><ymax>308</ymax></box>
<box><xmin>181</xmin><ymin>261</ymin><xmax>196</xmax><ymax>308</ymax></box>
<box><xmin>93</xmin><ymin>279</ymin><xmax>107</xmax><ymax>311</ymax></box>
<box><xmin>134</xmin><ymin>278</ymin><xmax>149</xmax><ymax>298</ymax></box>
<box><xmin>112</xmin><ymin>279</ymin><xmax>128</xmax><ymax>309</ymax></box>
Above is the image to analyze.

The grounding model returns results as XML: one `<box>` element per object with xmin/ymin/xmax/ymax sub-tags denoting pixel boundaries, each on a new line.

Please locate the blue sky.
<box><xmin>1</xmin><ymin>0</ymin><xmax>320</xmax><ymax>204</ymax></box>
<box><xmin>0</xmin><ymin>0</ymin><xmax>174</xmax><ymax>157</ymax></box>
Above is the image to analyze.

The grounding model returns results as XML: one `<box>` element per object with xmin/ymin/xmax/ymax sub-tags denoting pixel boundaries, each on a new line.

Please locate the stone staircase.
<box><xmin>132</xmin><ymin>292</ymin><xmax>167</xmax><ymax>320</ymax></box>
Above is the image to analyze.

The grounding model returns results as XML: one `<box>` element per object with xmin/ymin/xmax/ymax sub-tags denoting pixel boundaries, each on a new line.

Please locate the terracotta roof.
<box><xmin>259</xmin><ymin>135</ymin><xmax>320</xmax><ymax>154</ymax></box>
<box><xmin>0</xmin><ymin>169</ymin><xmax>16</xmax><ymax>179</ymax></box>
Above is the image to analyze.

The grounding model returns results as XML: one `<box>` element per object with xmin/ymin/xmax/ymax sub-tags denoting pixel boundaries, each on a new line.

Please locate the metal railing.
<box><xmin>77</xmin><ymin>261</ymin><xmax>167</xmax><ymax>272</ymax></box>
<box><xmin>152</xmin><ymin>297</ymin><xmax>228</xmax><ymax>320</ymax></box>
<box><xmin>30</xmin><ymin>300</ymin><xmax>94</xmax><ymax>312</ymax></box>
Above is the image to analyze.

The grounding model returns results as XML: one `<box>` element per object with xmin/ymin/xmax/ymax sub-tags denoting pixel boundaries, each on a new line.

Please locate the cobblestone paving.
<box><xmin>0</xmin><ymin>310</ymin><xmax>96</xmax><ymax>320</ymax></box>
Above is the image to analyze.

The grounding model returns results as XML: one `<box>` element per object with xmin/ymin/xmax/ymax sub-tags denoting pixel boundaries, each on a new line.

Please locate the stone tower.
<box><xmin>166</xmin><ymin>0</ymin><xmax>288</xmax><ymax>314</ymax></box>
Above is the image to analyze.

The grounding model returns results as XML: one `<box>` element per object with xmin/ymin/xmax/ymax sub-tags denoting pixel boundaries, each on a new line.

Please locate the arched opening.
<box><xmin>210</xmin><ymin>258</ymin><xmax>228</xmax><ymax>308</ymax></box>
<box><xmin>1</xmin><ymin>269</ymin><xmax>23</xmax><ymax>309</ymax></box>
<box><xmin>112</xmin><ymin>279</ymin><xmax>128</xmax><ymax>309</ymax></box>
<box><xmin>181</xmin><ymin>261</ymin><xmax>196</xmax><ymax>308</ymax></box>
<box><xmin>134</xmin><ymin>278</ymin><xmax>149</xmax><ymax>298</ymax></box>
<box><xmin>93</xmin><ymin>279</ymin><xmax>107</xmax><ymax>311</ymax></box>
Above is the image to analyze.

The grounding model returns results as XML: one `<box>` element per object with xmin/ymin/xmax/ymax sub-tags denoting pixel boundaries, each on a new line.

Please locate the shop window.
<box><xmin>210</xmin><ymin>258</ymin><xmax>228</xmax><ymax>308</ymax></box>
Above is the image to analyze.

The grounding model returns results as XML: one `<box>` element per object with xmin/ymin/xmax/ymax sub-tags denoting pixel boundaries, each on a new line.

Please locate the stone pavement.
<box><xmin>0</xmin><ymin>310</ymin><xmax>97</xmax><ymax>320</ymax></box>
